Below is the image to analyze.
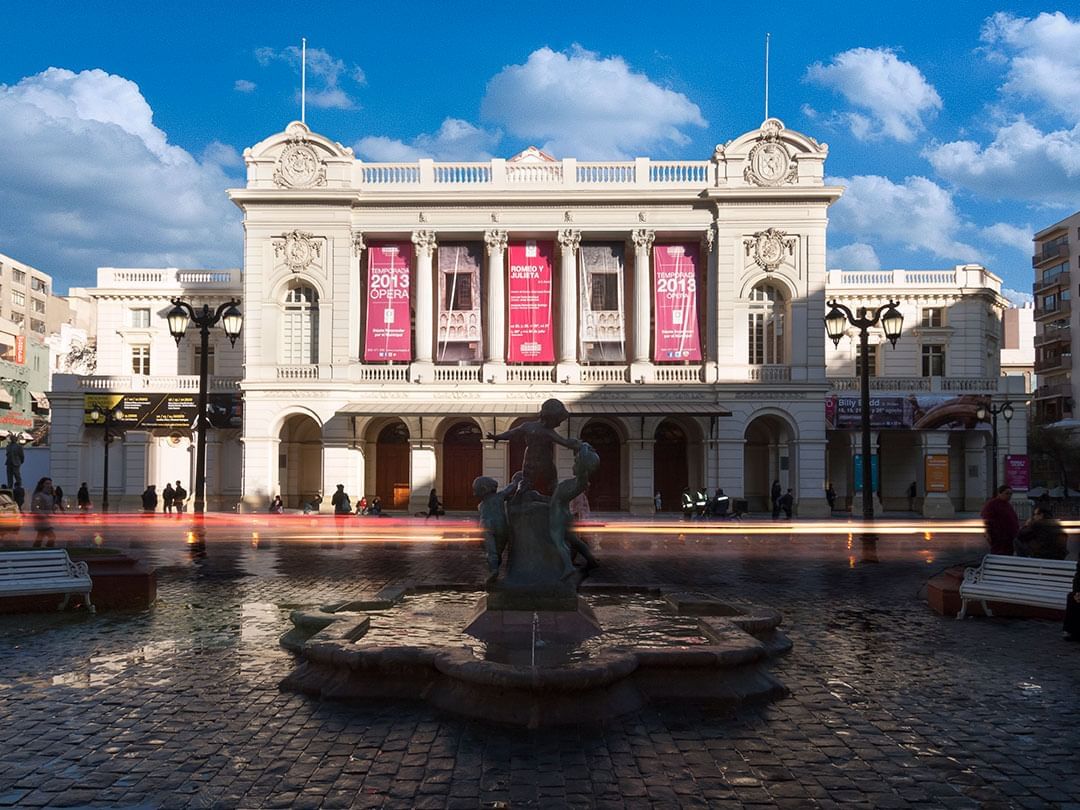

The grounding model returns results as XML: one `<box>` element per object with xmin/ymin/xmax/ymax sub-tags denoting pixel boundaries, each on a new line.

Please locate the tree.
<box><xmin>1028</xmin><ymin>424</ymin><xmax>1080</xmax><ymax>489</ymax></box>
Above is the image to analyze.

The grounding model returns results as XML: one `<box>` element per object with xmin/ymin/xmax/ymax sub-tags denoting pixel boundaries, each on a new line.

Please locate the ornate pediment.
<box><xmin>273</xmin><ymin>135</ymin><xmax>328</xmax><ymax>189</ymax></box>
<box><xmin>743</xmin><ymin>119</ymin><xmax>799</xmax><ymax>187</ymax></box>
<box><xmin>273</xmin><ymin>230</ymin><xmax>323</xmax><ymax>272</ymax></box>
<box><xmin>744</xmin><ymin>228</ymin><xmax>796</xmax><ymax>271</ymax></box>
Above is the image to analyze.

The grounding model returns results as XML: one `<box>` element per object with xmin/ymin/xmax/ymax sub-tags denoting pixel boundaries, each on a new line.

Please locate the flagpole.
<box><xmin>301</xmin><ymin>37</ymin><xmax>307</xmax><ymax>124</ymax></box>
<box><xmin>764</xmin><ymin>33</ymin><xmax>770</xmax><ymax>120</ymax></box>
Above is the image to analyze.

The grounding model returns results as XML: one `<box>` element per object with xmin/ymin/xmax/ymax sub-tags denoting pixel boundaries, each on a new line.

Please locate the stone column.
<box><xmin>351</xmin><ymin>233</ymin><xmax>365</xmax><ymax>362</ymax></box>
<box><xmin>795</xmin><ymin>438</ymin><xmax>830</xmax><ymax>517</ymax></box>
<box><xmin>484</xmin><ymin>229</ymin><xmax>508</xmax><ymax>383</ymax></box>
<box><xmin>627</xmin><ymin>436</ymin><xmax>656</xmax><ymax>515</ymax></box>
<box><xmin>921</xmin><ymin>432</ymin><xmax>955</xmax><ymax>518</ymax></box>
<box><xmin>240</xmin><ymin>435</ymin><xmax>279</xmax><ymax>510</ymax></box>
<box><xmin>408</xmin><ymin>438</ymin><xmax>436</xmax><ymax>514</ymax></box>
<box><xmin>204</xmin><ymin>435</ymin><xmax>222</xmax><ymax>510</ymax></box>
<box><xmin>122</xmin><ymin>430</ymin><xmax>151</xmax><ymax>511</ymax></box>
<box><xmin>557</xmin><ymin>228</ymin><xmax>581</xmax><ymax>383</ymax></box>
<box><xmin>411</xmin><ymin>230</ymin><xmax>437</xmax><ymax>379</ymax></box>
<box><xmin>964</xmin><ymin>431</ymin><xmax>988</xmax><ymax>512</ymax></box>
<box><xmin>631</xmin><ymin>228</ymin><xmax>655</xmax><ymax>383</ymax></box>
<box><xmin>849</xmin><ymin>431</ymin><xmax>882</xmax><ymax>515</ymax></box>
<box><xmin>322</xmin><ymin>415</ymin><xmax>362</xmax><ymax>509</ymax></box>
<box><xmin>703</xmin><ymin>227</ymin><xmax>718</xmax><ymax>383</ymax></box>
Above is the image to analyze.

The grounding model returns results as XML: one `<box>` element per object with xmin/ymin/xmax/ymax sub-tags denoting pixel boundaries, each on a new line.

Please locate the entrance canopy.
<box><xmin>337</xmin><ymin>400</ymin><xmax>732</xmax><ymax>417</ymax></box>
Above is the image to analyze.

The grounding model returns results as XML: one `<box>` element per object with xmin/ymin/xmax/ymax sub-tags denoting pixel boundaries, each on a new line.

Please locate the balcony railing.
<box><xmin>1034</xmin><ymin>382</ymin><xmax>1074</xmax><ymax>400</ymax></box>
<box><xmin>1034</xmin><ymin>354</ymin><xmax>1072</xmax><ymax>374</ymax></box>
<box><xmin>580</xmin><ymin>366</ymin><xmax>629</xmax><ymax>384</ymax></box>
<box><xmin>747</xmin><ymin>365</ymin><xmax>791</xmax><ymax>383</ymax></box>
<box><xmin>68</xmin><ymin>375</ymin><xmax>241</xmax><ymax>392</ymax></box>
<box><xmin>433</xmin><ymin>366</ymin><xmax>482</xmax><ymax>383</ymax></box>
<box><xmin>1035</xmin><ymin>300</ymin><xmax>1072</xmax><ymax>320</ymax></box>
<box><xmin>506</xmin><ymin>366</ymin><xmax>555</xmax><ymax>384</ymax></box>
<box><xmin>1033</xmin><ymin>269</ymin><xmax>1070</xmax><ymax>295</ymax></box>
<box><xmin>1034</xmin><ymin>326</ymin><xmax>1072</xmax><ymax>348</ymax></box>
<box><xmin>277</xmin><ymin>366</ymin><xmax>319</xmax><ymax>380</ymax></box>
<box><xmin>655</xmin><ymin>365</ymin><xmax>705</xmax><ymax>383</ymax></box>
<box><xmin>828</xmin><ymin>376</ymin><xmax>999</xmax><ymax>393</ymax></box>
<box><xmin>96</xmin><ymin>267</ymin><xmax>241</xmax><ymax>289</ymax></box>
<box><xmin>1032</xmin><ymin>240</ymin><xmax>1068</xmax><ymax>267</ymax></box>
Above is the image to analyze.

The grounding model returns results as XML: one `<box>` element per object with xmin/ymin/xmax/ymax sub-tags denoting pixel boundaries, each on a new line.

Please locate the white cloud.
<box><xmin>827</xmin><ymin>174</ymin><xmax>979</xmax><ymax>260</ymax></box>
<box><xmin>827</xmin><ymin>242</ymin><xmax>881</xmax><ymax>269</ymax></box>
<box><xmin>234</xmin><ymin>79</ymin><xmax>256</xmax><ymax>93</ymax></box>
<box><xmin>255</xmin><ymin>45</ymin><xmax>363</xmax><ymax>110</ymax></box>
<box><xmin>805</xmin><ymin>47</ymin><xmax>942</xmax><ymax>142</ymax></box>
<box><xmin>1001</xmin><ymin>288</ymin><xmax>1034</xmax><ymax>306</ymax></box>
<box><xmin>924</xmin><ymin>117</ymin><xmax>1080</xmax><ymax>203</ymax></box>
<box><xmin>981</xmin><ymin>11</ymin><xmax>1080</xmax><ymax>123</ymax></box>
<box><xmin>0</xmin><ymin>68</ymin><xmax>240</xmax><ymax>290</ymax></box>
<box><xmin>981</xmin><ymin>222</ymin><xmax>1033</xmax><ymax>255</ymax></box>
<box><xmin>479</xmin><ymin>45</ymin><xmax>705</xmax><ymax>159</ymax></box>
<box><xmin>355</xmin><ymin>118</ymin><xmax>500</xmax><ymax>161</ymax></box>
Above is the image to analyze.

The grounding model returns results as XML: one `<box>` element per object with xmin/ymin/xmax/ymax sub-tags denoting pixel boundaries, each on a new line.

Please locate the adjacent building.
<box><xmin>1032</xmin><ymin>212</ymin><xmax>1078</xmax><ymax>425</ymax></box>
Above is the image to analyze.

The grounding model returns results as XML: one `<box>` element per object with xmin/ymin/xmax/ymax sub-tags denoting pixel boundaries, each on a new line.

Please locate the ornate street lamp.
<box><xmin>167</xmin><ymin>299</ymin><xmax>243</xmax><ymax>514</ymax></box>
<box><xmin>976</xmin><ymin>401</ymin><xmax>1014</xmax><ymax>493</ymax></box>
<box><xmin>824</xmin><ymin>300</ymin><xmax>904</xmax><ymax>523</ymax></box>
<box><xmin>87</xmin><ymin>404</ymin><xmax>125</xmax><ymax>512</ymax></box>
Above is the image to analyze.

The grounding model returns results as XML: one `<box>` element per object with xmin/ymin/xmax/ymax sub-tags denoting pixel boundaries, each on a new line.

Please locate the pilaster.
<box><xmin>411</xmin><ymin>230</ymin><xmax>437</xmax><ymax>375</ymax></box>
<box><xmin>483</xmin><ymin>229</ymin><xmax>508</xmax><ymax>383</ymax></box>
<box><xmin>630</xmin><ymin>228</ymin><xmax>655</xmax><ymax>383</ymax></box>
<box><xmin>557</xmin><ymin>228</ymin><xmax>581</xmax><ymax>382</ymax></box>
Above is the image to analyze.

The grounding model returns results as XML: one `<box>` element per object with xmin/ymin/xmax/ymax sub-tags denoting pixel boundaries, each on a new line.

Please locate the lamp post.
<box><xmin>166</xmin><ymin>299</ymin><xmax>243</xmax><ymax>514</ymax></box>
<box><xmin>976</xmin><ymin>400</ymin><xmax>1014</xmax><ymax>494</ymax></box>
<box><xmin>87</xmin><ymin>404</ymin><xmax>124</xmax><ymax>512</ymax></box>
<box><xmin>824</xmin><ymin>299</ymin><xmax>904</xmax><ymax>523</ymax></box>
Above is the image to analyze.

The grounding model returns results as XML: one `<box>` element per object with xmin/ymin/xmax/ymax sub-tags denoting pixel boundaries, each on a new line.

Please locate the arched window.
<box><xmin>747</xmin><ymin>282</ymin><xmax>787</xmax><ymax>365</ymax></box>
<box><xmin>281</xmin><ymin>284</ymin><xmax>319</xmax><ymax>365</ymax></box>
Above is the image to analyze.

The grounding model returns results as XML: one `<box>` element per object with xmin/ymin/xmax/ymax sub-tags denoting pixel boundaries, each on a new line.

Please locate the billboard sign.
<box><xmin>507</xmin><ymin>239</ymin><xmax>555</xmax><ymax>363</ymax></box>
<box><xmin>364</xmin><ymin>242</ymin><xmax>413</xmax><ymax>362</ymax></box>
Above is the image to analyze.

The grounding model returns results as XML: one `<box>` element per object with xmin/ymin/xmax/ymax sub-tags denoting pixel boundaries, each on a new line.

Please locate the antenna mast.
<box><xmin>301</xmin><ymin>37</ymin><xmax>307</xmax><ymax>124</ymax></box>
<box><xmin>764</xmin><ymin>33</ymin><xmax>770</xmax><ymax>120</ymax></box>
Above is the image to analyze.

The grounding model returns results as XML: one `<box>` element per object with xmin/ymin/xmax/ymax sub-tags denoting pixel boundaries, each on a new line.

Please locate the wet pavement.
<box><xmin>0</xmin><ymin>515</ymin><xmax>1077</xmax><ymax>809</ymax></box>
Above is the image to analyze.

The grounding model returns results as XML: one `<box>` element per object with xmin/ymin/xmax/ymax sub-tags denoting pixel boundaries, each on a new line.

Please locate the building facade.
<box><xmin>1032</xmin><ymin>211</ymin><xmax>1078</xmax><ymax>425</ymax></box>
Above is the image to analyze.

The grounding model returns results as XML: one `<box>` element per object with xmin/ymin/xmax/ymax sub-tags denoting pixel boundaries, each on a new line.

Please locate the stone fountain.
<box><xmin>280</xmin><ymin>399</ymin><xmax>792</xmax><ymax>727</ymax></box>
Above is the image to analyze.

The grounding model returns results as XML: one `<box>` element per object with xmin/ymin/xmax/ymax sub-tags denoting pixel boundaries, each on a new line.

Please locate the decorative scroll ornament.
<box><xmin>743</xmin><ymin>119</ymin><xmax>798</xmax><ymax>187</ymax></box>
<box><xmin>411</xmin><ymin>230</ymin><xmax>437</xmax><ymax>256</ymax></box>
<box><xmin>352</xmin><ymin>233</ymin><xmax>366</xmax><ymax>256</ymax></box>
<box><xmin>705</xmin><ymin>227</ymin><xmax>716</xmax><ymax>254</ymax></box>
<box><xmin>631</xmin><ymin>228</ymin><xmax>655</xmax><ymax>250</ymax></box>
<box><xmin>273</xmin><ymin>230</ymin><xmax>322</xmax><ymax>272</ymax></box>
<box><xmin>557</xmin><ymin>228</ymin><xmax>581</xmax><ymax>251</ymax></box>
<box><xmin>744</xmin><ymin>228</ymin><xmax>796</xmax><ymax>271</ymax></box>
<box><xmin>273</xmin><ymin>138</ymin><xmax>327</xmax><ymax>189</ymax></box>
<box><xmin>484</xmin><ymin>229</ymin><xmax>508</xmax><ymax>256</ymax></box>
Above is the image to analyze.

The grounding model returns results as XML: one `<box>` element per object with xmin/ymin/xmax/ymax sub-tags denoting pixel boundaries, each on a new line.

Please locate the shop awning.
<box><xmin>30</xmin><ymin>391</ymin><xmax>49</xmax><ymax>410</ymax></box>
<box><xmin>0</xmin><ymin>388</ymin><xmax>12</xmax><ymax>406</ymax></box>
<box><xmin>338</xmin><ymin>400</ymin><xmax>731</xmax><ymax>417</ymax></box>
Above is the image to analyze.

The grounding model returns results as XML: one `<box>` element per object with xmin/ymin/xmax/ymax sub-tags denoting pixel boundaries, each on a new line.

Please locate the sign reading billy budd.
<box><xmin>825</xmin><ymin>394</ymin><xmax>992</xmax><ymax>431</ymax></box>
<box><xmin>364</xmin><ymin>242</ymin><xmax>412</xmax><ymax>362</ymax></box>
<box><xmin>507</xmin><ymin>239</ymin><xmax>554</xmax><ymax>363</ymax></box>
<box><xmin>84</xmin><ymin>393</ymin><xmax>242</xmax><ymax>429</ymax></box>
<box><xmin>652</xmin><ymin>243</ymin><xmax>702</xmax><ymax>362</ymax></box>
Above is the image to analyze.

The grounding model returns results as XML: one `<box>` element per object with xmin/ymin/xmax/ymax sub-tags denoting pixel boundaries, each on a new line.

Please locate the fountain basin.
<box><xmin>280</xmin><ymin>585</ymin><xmax>792</xmax><ymax>727</ymax></box>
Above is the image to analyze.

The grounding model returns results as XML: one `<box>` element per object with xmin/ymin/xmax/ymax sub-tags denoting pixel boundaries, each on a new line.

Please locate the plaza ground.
<box><xmin>0</xmin><ymin>515</ymin><xmax>1077</xmax><ymax>809</ymax></box>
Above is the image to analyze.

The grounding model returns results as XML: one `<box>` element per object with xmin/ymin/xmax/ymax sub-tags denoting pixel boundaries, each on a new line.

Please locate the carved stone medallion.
<box><xmin>273</xmin><ymin>139</ymin><xmax>327</xmax><ymax>188</ymax></box>
<box><xmin>744</xmin><ymin>119</ymin><xmax>798</xmax><ymax>187</ymax></box>
<box><xmin>744</xmin><ymin>228</ymin><xmax>795</xmax><ymax>271</ymax></box>
<box><xmin>273</xmin><ymin>230</ymin><xmax>322</xmax><ymax>272</ymax></box>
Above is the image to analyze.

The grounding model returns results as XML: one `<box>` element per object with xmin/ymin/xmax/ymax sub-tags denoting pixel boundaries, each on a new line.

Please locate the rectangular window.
<box><xmin>855</xmin><ymin>345</ymin><xmax>882</xmax><ymax>377</ymax></box>
<box><xmin>921</xmin><ymin>345</ymin><xmax>945</xmax><ymax>377</ymax></box>
<box><xmin>921</xmin><ymin>307</ymin><xmax>944</xmax><ymax>328</ymax></box>
<box><xmin>11</xmin><ymin>269</ymin><xmax>25</xmax><ymax>285</ymax></box>
<box><xmin>131</xmin><ymin>345</ymin><xmax>151</xmax><ymax>375</ymax></box>
<box><xmin>193</xmin><ymin>345</ymin><xmax>215</xmax><ymax>376</ymax></box>
<box><xmin>9</xmin><ymin>312</ymin><xmax>23</xmax><ymax>325</ymax></box>
<box><xmin>131</xmin><ymin>308</ymin><xmax>151</xmax><ymax>328</ymax></box>
<box><xmin>444</xmin><ymin>278</ymin><xmax>473</xmax><ymax>311</ymax></box>
<box><xmin>30</xmin><ymin>318</ymin><xmax>45</xmax><ymax>334</ymax></box>
<box><xmin>589</xmin><ymin>272</ymin><xmax>620</xmax><ymax>312</ymax></box>
<box><xmin>31</xmin><ymin>298</ymin><xmax>45</xmax><ymax>314</ymax></box>
<box><xmin>10</xmin><ymin>291</ymin><xmax>24</xmax><ymax>307</ymax></box>
<box><xmin>30</xmin><ymin>277</ymin><xmax>48</xmax><ymax>294</ymax></box>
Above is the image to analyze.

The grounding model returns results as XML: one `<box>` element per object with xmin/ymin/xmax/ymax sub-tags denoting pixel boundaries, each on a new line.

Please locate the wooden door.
<box><xmin>442</xmin><ymin>421</ymin><xmax>482</xmax><ymax>510</ymax></box>
<box><xmin>376</xmin><ymin>421</ymin><xmax>410</xmax><ymax>510</ymax></box>
<box><xmin>653</xmin><ymin>420</ymin><xmax>688</xmax><ymax>512</ymax></box>
<box><xmin>580</xmin><ymin>421</ymin><xmax>621</xmax><ymax>511</ymax></box>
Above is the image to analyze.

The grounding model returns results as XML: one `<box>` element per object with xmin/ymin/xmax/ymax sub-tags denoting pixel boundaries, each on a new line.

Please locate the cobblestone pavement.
<box><xmin>0</xmin><ymin>517</ymin><xmax>1077</xmax><ymax>809</ymax></box>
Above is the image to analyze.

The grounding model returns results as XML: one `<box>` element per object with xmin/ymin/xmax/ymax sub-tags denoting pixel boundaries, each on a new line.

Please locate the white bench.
<box><xmin>957</xmin><ymin>554</ymin><xmax>1075</xmax><ymax>619</ymax></box>
<box><xmin>0</xmin><ymin>549</ymin><xmax>95</xmax><ymax>613</ymax></box>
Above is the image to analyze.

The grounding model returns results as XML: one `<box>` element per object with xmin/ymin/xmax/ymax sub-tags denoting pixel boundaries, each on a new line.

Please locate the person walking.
<box><xmin>825</xmin><ymin>483</ymin><xmax>837</xmax><ymax>512</ymax></box>
<box><xmin>331</xmin><ymin>484</ymin><xmax>351</xmax><ymax>515</ymax></box>
<box><xmin>426</xmin><ymin>488</ymin><xmax>443</xmax><ymax>519</ymax></box>
<box><xmin>77</xmin><ymin>482</ymin><xmax>91</xmax><ymax>512</ymax></box>
<box><xmin>980</xmin><ymin>485</ymin><xmax>1019</xmax><ymax>555</ymax></box>
<box><xmin>162</xmin><ymin>483</ymin><xmax>175</xmax><ymax>514</ymax></box>
<box><xmin>771</xmin><ymin>479</ymin><xmax>782</xmax><ymax>520</ymax></box>
<box><xmin>53</xmin><ymin>484</ymin><xmax>65</xmax><ymax>511</ymax></box>
<box><xmin>779</xmin><ymin>488</ymin><xmax>794</xmax><ymax>519</ymax></box>
<box><xmin>141</xmin><ymin>485</ymin><xmax>158</xmax><ymax>514</ymax></box>
<box><xmin>30</xmin><ymin>477</ymin><xmax>56</xmax><ymax>548</ymax></box>
<box><xmin>907</xmin><ymin>481</ymin><xmax>918</xmax><ymax>512</ymax></box>
<box><xmin>173</xmin><ymin>481</ymin><xmax>187</xmax><ymax>514</ymax></box>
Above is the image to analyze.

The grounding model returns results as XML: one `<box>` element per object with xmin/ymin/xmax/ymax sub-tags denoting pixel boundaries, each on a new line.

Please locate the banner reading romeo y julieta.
<box><xmin>364</xmin><ymin>242</ymin><xmax>412</xmax><ymax>362</ymax></box>
<box><xmin>652</xmin><ymin>243</ymin><xmax>702</xmax><ymax>362</ymax></box>
<box><xmin>507</xmin><ymin>239</ymin><xmax>554</xmax><ymax>363</ymax></box>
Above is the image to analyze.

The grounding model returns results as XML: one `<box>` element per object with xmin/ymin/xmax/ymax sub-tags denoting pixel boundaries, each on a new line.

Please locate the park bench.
<box><xmin>0</xmin><ymin>549</ymin><xmax>95</xmax><ymax>613</ymax></box>
<box><xmin>957</xmin><ymin>554</ymin><xmax>1075</xmax><ymax>620</ymax></box>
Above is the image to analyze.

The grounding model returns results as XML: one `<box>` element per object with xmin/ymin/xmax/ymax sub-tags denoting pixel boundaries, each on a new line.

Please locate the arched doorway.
<box><xmin>654</xmin><ymin>420</ymin><xmax>688</xmax><ymax>512</ymax></box>
<box><xmin>743</xmin><ymin>414</ymin><xmax>795</xmax><ymax>513</ymax></box>
<box><xmin>581</xmin><ymin>420</ymin><xmax>621</xmax><ymax>511</ymax></box>
<box><xmin>279</xmin><ymin>414</ymin><xmax>322</xmax><ymax>509</ymax></box>
<box><xmin>442</xmin><ymin>421</ymin><xmax>482</xmax><ymax>510</ymax></box>
<box><xmin>376</xmin><ymin>421</ymin><xmax>410</xmax><ymax>510</ymax></box>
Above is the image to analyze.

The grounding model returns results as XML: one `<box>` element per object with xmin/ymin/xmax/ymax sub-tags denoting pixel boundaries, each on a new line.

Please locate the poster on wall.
<box><xmin>579</xmin><ymin>243</ymin><xmax>625</xmax><ymax>362</ymax></box>
<box><xmin>83</xmin><ymin>393</ymin><xmax>242</xmax><ymax>429</ymax></box>
<box><xmin>364</xmin><ymin>241</ymin><xmax>412</xmax><ymax>362</ymax></box>
<box><xmin>437</xmin><ymin>243</ymin><xmax>483</xmax><ymax>363</ymax></box>
<box><xmin>1005</xmin><ymin>455</ymin><xmax>1030</xmax><ymax>490</ymax></box>
<box><xmin>507</xmin><ymin>239</ymin><xmax>554</xmax><ymax>363</ymax></box>
<box><xmin>825</xmin><ymin>394</ymin><xmax>992</xmax><ymax>431</ymax></box>
<box><xmin>652</xmin><ymin>243</ymin><xmax>702</xmax><ymax>362</ymax></box>
<box><xmin>925</xmin><ymin>454</ymin><xmax>950</xmax><ymax>492</ymax></box>
<box><xmin>853</xmin><ymin>454</ymin><xmax>879</xmax><ymax>492</ymax></box>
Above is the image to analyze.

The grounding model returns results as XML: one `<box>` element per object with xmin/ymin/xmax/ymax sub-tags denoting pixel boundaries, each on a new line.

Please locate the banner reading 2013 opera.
<box><xmin>652</xmin><ymin>243</ymin><xmax>702</xmax><ymax>361</ymax></box>
<box><xmin>507</xmin><ymin>240</ymin><xmax>554</xmax><ymax>363</ymax></box>
<box><xmin>364</xmin><ymin>242</ymin><xmax>412</xmax><ymax>361</ymax></box>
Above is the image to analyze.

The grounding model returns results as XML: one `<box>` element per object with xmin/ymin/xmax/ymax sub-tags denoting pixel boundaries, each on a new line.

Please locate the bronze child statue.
<box><xmin>550</xmin><ymin>442</ymin><xmax>600</xmax><ymax>576</ymax></box>
<box><xmin>473</xmin><ymin>472</ymin><xmax>521</xmax><ymax>579</ymax></box>
<box><xmin>486</xmin><ymin>399</ymin><xmax>580</xmax><ymax>496</ymax></box>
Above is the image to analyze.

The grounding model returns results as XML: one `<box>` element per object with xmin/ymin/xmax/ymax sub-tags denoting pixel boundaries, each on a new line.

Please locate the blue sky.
<box><xmin>2</xmin><ymin>1</ymin><xmax>1078</xmax><ymax>299</ymax></box>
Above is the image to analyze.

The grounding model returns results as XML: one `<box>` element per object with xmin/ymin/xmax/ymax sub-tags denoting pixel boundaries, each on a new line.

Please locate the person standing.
<box><xmin>4</xmin><ymin>437</ymin><xmax>24</xmax><ymax>489</ymax></box>
<box><xmin>162</xmin><ymin>482</ymin><xmax>175</xmax><ymax>514</ymax></box>
<box><xmin>980</xmin><ymin>485</ymin><xmax>1019</xmax><ymax>555</ymax></box>
<box><xmin>1064</xmin><ymin>560</ymin><xmax>1080</xmax><ymax>641</ymax></box>
<box><xmin>77</xmin><ymin>482</ymin><xmax>91</xmax><ymax>512</ymax></box>
<box><xmin>141</xmin><ymin>485</ymin><xmax>158</xmax><ymax>514</ymax></box>
<box><xmin>53</xmin><ymin>484</ymin><xmax>65</xmax><ymax>511</ymax></box>
<box><xmin>269</xmin><ymin>495</ymin><xmax>284</xmax><ymax>514</ymax></box>
<box><xmin>173</xmin><ymin>481</ymin><xmax>187</xmax><ymax>514</ymax></box>
<box><xmin>331</xmin><ymin>484</ymin><xmax>351</xmax><ymax>515</ymax></box>
<box><xmin>653</xmin><ymin>491</ymin><xmax>662</xmax><ymax>513</ymax></box>
<box><xmin>30</xmin><ymin>477</ymin><xmax>56</xmax><ymax>548</ymax></box>
<box><xmin>770</xmin><ymin>479</ymin><xmax>782</xmax><ymax>520</ymax></box>
<box><xmin>825</xmin><ymin>483</ymin><xmax>837</xmax><ymax>512</ymax></box>
<box><xmin>907</xmin><ymin>481</ymin><xmax>918</xmax><ymax>512</ymax></box>
<box><xmin>779</xmin><ymin>488</ymin><xmax>794</xmax><ymax>519</ymax></box>
<box><xmin>426</xmin><ymin>488</ymin><xmax>443</xmax><ymax>519</ymax></box>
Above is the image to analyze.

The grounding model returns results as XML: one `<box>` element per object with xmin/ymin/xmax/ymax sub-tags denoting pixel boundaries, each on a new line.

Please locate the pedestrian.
<box><xmin>1064</xmin><ymin>560</ymin><xmax>1080</xmax><ymax>641</ymax></box>
<box><xmin>53</xmin><ymin>484</ymin><xmax>65</xmax><ymax>511</ymax></box>
<box><xmin>13</xmin><ymin>483</ymin><xmax>25</xmax><ymax>511</ymax></box>
<box><xmin>770</xmin><ymin>479</ymin><xmax>782</xmax><ymax>520</ymax></box>
<box><xmin>653</xmin><ymin>491</ymin><xmax>662</xmax><ymax>512</ymax></box>
<box><xmin>368</xmin><ymin>495</ymin><xmax>382</xmax><ymax>516</ymax></box>
<box><xmin>4</xmin><ymin>436</ymin><xmax>24</xmax><ymax>489</ymax></box>
<box><xmin>681</xmin><ymin>487</ymin><xmax>694</xmax><ymax>521</ymax></box>
<box><xmin>980</xmin><ymin>485</ymin><xmax>1019</xmax><ymax>555</ymax></box>
<box><xmin>711</xmin><ymin>488</ymin><xmax>730</xmax><ymax>517</ymax></box>
<box><xmin>907</xmin><ymin>480</ymin><xmax>917</xmax><ymax>512</ymax></box>
<box><xmin>141</xmin><ymin>485</ymin><xmax>158</xmax><ymax>514</ymax></box>
<box><xmin>77</xmin><ymin>482</ymin><xmax>91</xmax><ymax>512</ymax></box>
<box><xmin>30</xmin><ymin>477</ymin><xmax>56</xmax><ymax>548</ymax></box>
<box><xmin>162</xmin><ymin>482</ymin><xmax>175</xmax><ymax>514</ymax></box>
<box><xmin>694</xmin><ymin>487</ymin><xmax>709</xmax><ymax>518</ymax></box>
<box><xmin>331</xmin><ymin>484</ymin><xmax>351</xmax><ymax>515</ymax></box>
<box><xmin>825</xmin><ymin>482</ymin><xmax>837</xmax><ymax>512</ymax></box>
<box><xmin>1014</xmin><ymin>506</ymin><xmax>1067</xmax><ymax>559</ymax></box>
<box><xmin>269</xmin><ymin>495</ymin><xmax>284</xmax><ymax>514</ymax></box>
<box><xmin>173</xmin><ymin>481</ymin><xmax>187</xmax><ymax>513</ymax></box>
<box><xmin>355</xmin><ymin>496</ymin><xmax>368</xmax><ymax>516</ymax></box>
<box><xmin>779</xmin><ymin>488</ymin><xmax>794</xmax><ymax>519</ymax></box>
<box><xmin>426</xmin><ymin>488</ymin><xmax>443</xmax><ymax>519</ymax></box>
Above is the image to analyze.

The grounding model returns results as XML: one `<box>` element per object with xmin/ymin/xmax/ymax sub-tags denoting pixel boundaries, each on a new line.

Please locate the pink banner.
<box><xmin>364</xmin><ymin>242</ymin><xmax>412</xmax><ymax>362</ymax></box>
<box><xmin>507</xmin><ymin>240</ymin><xmax>554</xmax><ymax>363</ymax></box>
<box><xmin>1005</xmin><ymin>455</ymin><xmax>1030</xmax><ymax>490</ymax></box>
<box><xmin>653</xmin><ymin>243</ymin><xmax>701</xmax><ymax>362</ymax></box>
